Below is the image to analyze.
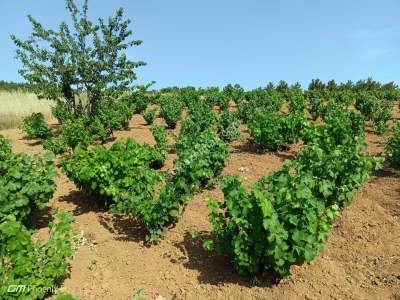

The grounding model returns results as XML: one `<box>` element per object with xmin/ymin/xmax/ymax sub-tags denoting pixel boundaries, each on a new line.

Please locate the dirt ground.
<box><xmin>1</xmin><ymin>111</ymin><xmax>400</xmax><ymax>300</ymax></box>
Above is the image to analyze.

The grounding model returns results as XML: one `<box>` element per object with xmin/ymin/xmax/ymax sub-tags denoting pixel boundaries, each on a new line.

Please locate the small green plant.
<box><xmin>60</xmin><ymin>117</ymin><xmax>93</xmax><ymax>149</ymax></box>
<box><xmin>60</xmin><ymin>138</ymin><xmax>162</xmax><ymax>215</ymax></box>
<box><xmin>20</xmin><ymin>112</ymin><xmax>52</xmax><ymax>140</ymax></box>
<box><xmin>52</xmin><ymin>102</ymin><xmax>73</xmax><ymax>124</ymax></box>
<box><xmin>56</xmin><ymin>293</ymin><xmax>80</xmax><ymax>300</ymax></box>
<box><xmin>160</xmin><ymin>95</ymin><xmax>183</xmax><ymax>129</ymax></box>
<box><xmin>308</xmin><ymin>96</ymin><xmax>325</xmax><ymax>120</ymax></box>
<box><xmin>134</xmin><ymin>97</ymin><xmax>148</xmax><ymax>114</ymax></box>
<box><xmin>0</xmin><ymin>134</ymin><xmax>12</xmax><ymax>161</ymax></box>
<box><xmin>0</xmin><ymin>210</ymin><xmax>75</xmax><ymax>300</ymax></box>
<box><xmin>217</xmin><ymin>111</ymin><xmax>241</xmax><ymax>142</ymax></box>
<box><xmin>150</xmin><ymin>125</ymin><xmax>168</xmax><ymax>168</ymax></box>
<box><xmin>143</xmin><ymin>108</ymin><xmax>157</xmax><ymax>125</ymax></box>
<box><xmin>371</xmin><ymin>101</ymin><xmax>393</xmax><ymax>134</ymax></box>
<box><xmin>385</xmin><ymin>121</ymin><xmax>400</xmax><ymax>168</ymax></box>
<box><xmin>287</xmin><ymin>88</ymin><xmax>306</xmax><ymax>114</ymax></box>
<box><xmin>43</xmin><ymin>137</ymin><xmax>69</xmax><ymax>155</ymax></box>
<box><xmin>248</xmin><ymin>110</ymin><xmax>305</xmax><ymax>151</ymax></box>
<box><xmin>0</xmin><ymin>146</ymin><xmax>57</xmax><ymax>223</ymax></box>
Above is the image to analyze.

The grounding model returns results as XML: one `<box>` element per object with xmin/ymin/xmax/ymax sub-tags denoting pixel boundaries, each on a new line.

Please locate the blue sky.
<box><xmin>0</xmin><ymin>0</ymin><xmax>399</xmax><ymax>89</ymax></box>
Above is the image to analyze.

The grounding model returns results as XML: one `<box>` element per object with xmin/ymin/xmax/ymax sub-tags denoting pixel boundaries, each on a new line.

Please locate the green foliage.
<box><xmin>0</xmin><ymin>145</ymin><xmax>56</xmax><ymax>223</ymax></box>
<box><xmin>61</xmin><ymin>132</ymin><xmax>228</xmax><ymax>240</ymax></box>
<box><xmin>134</xmin><ymin>97</ymin><xmax>148</xmax><ymax>114</ymax></box>
<box><xmin>248</xmin><ymin>111</ymin><xmax>305</xmax><ymax>151</ymax></box>
<box><xmin>12</xmin><ymin>0</ymin><xmax>145</xmax><ymax>117</ymax></box>
<box><xmin>207</xmin><ymin>173</ymin><xmax>336</xmax><ymax>277</ymax></box>
<box><xmin>308</xmin><ymin>96</ymin><xmax>325</xmax><ymax>120</ymax></box>
<box><xmin>96</xmin><ymin>100</ymin><xmax>134</xmax><ymax>135</ymax></box>
<box><xmin>385</xmin><ymin>121</ymin><xmax>400</xmax><ymax>169</ymax></box>
<box><xmin>286</xmin><ymin>88</ymin><xmax>306</xmax><ymax>114</ymax></box>
<box><xmin>144</xmin><ymin>130</ymin><xmax>229</xmax><ymax>239</ymax></box>
<box><xmin>42</xmin><ymin>137</ymin><xmax>69</xmax><ymax>155</ymax></box>
<box><xmin>174</xmin><ymin>130</ymin><xmax>229</xmax><ymax>193</ymax></box>
<box><xmin>217</xmin><ymin>111</ymin><xmax>240</xmax><ymax>142</ymax></box>
<box><xmin>239</xmin><ymin>89</ymin><xmax>284</xmax><ymax>122</ymax></box>
<box><xmin>59</xmin><ymin>118</ymin><xmax>93</xmax><ymax>149</ymax></box>
<box><xmin>0</xmin><ymin>210</ymin><xmax>74</xmax><ymax>300</ymax></box>
<box><xmin>60</xmin><ymin>139</ymin><xmax>161</xmax><ymax>213</ymax></box>
<box><xmin>355</xmin><ymin>92</ymin><xmax>393</xmax><ymax>134</ymax></box>
<box><xmin>160</xmin><ymin>95</ymin><xmax>183</xmax><ymax>129</ymax></box>
<box><xmin>207</xmin><ymin>120</ymin><xmax>381</xmax><ymax>277</ymax></box>
<box><xmin>150</xmin><ymin>125</ymin><xmax>168</xmax><ymax>169</ymax></box>
<box><xmin>186</xmin><ymin>100</ymin><xmax>216</xmax><ymax>133</ymax></box>
<box><xmin>20</xmin><ymin>112</ymin><xmax>52</xmax><ymax>140</ymax></box>
<box><xmin>0</xmin><ymin>134</ymin><xmax>12</xmax><ymax>161</ymax></box>
<box><xmin>222</xmin><ymin>84</ymin><xmax>245</xmax><ymax>106</ymax></box>
<box><xmin>371</xmin><ymin>101</ymin><xmax>393</xmax><ymax>134</ymax></box>
<box><xmin>56</xmin><ymin>293</ymin><xmax>80</xmax><ymax>300</ymax></box>
<box><xmin>51</xmin><ymin>102</ymin><xmax>73</xmax><ymax>124</ymax></box>
<box><xmin>142</xmin><ymin>108</ymin><xmax>157</xmax><ymax>125</ymax></box>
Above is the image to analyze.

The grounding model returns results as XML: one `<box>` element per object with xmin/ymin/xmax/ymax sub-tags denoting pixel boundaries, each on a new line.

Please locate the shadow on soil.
<box><xmin>57</xmin><ymin>189</ymin><xmax>149</xmax><ymax>243</ymax></box>
<box><xmin>231</xmin><ymin>141</ymin><xmax>266</xmax><ymax>154</ymax></box>
<box><xmin>98</xmin><ymin>214</ymin><xmax>148</xmax><ymax>243</ymax></box>
<box><xmin>29</xmin><ymin>206</ymin><xmax>53</xmax><ymax>229</ymax></box>
<box><xmin>58</xmin><ymin>190</ymin><xmax>106</xmax><ymax>216</ymax></box>
<box><xmin>172</xmin><ymin>231</ymin><xmax>280</xmax><ymax>288</ymax></box>
<box><xmin>372</xmin><ymin>166</ymin><xmax>400</xmax><ymax>179</ymax></box>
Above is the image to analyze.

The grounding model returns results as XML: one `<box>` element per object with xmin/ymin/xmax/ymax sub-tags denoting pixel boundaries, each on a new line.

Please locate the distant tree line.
<box><xmin>0</xmin><ymin>80</ymin><xmax>32</xmax><ymax>92</ymax></box>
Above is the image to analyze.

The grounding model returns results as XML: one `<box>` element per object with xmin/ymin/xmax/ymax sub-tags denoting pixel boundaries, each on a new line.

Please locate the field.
<box><xmin>0</xmin><ymin>91</ymin><xmax>52</xmax><ymax>129</ymax></box>
<box><xmin>1</xmin><ymin>98</ymin><xmax>399</xmax><ymax>300</ymax></box>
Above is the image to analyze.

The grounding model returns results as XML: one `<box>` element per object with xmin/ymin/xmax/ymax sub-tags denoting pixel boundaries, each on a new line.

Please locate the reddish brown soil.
<box><xmin>2</xmin><ymin>111</ymin><xmax>400</xmax><ymax>300</ymax></box>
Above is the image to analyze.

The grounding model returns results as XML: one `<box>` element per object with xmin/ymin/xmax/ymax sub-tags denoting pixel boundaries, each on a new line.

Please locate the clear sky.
<box><xmin>0</xmin><ymin>0</ymin><xmax>399</xmax><ymax>89</ymax></box>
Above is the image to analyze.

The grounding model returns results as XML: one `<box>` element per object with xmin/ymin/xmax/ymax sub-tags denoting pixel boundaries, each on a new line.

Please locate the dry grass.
<box><xmin>0</xmin><ymin>91</ymin><xmax>53</xmax><ymax>129</ymax></box>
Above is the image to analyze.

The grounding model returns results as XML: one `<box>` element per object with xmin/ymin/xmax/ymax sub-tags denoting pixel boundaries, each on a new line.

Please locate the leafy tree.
<box><xmin>12</xmin><ymin>0</ymin><xmax>145</xmax><ymax>117</ymax></box>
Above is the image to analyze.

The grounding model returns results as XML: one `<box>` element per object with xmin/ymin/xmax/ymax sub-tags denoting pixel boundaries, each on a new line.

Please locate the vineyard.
<box><xmin>1</xmin><ymin>1</ymin><xmax>400</xmax><ymax>300</ymax></box>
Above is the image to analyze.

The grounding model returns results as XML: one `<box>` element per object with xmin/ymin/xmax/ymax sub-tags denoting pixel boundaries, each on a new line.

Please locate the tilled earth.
<box><xmin>1</xmin><ymin>112</ymin><xmax>400</xmax><ymax>300</ymax></box>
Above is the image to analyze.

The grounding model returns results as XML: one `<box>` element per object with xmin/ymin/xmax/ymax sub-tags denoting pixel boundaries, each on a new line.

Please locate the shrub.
<box><xmin>96</xmin><ymin>100</ymin><xmax>133</xmax><ymax>136</ymax></box>
<box><xmin>217</xmin><ymin>111</ymin><xmax>240</xmax><ymax>142</ymax></box>
<box><xmin>143</xmin><ymin>108</ymin><xmax>157</xmax><ymax>125</ymax></box>
<box><xmin>20</xmin><ymin>112</ymin><xmax>52</xmax><ymax>140</ymax></box>
<box><xmin>150</xmin><ymin>125</ymin><xmax>168</xmax><ymax>168</ymax></box>
<box><xmin>0</xmin><ymin>210</ymin><xmax>74</xmax><ymax>300</ymax></box>
<box><xmin>207</xmin><ymin>174</ymin><xmax>337</xmax><ymax>277</ymax></box>
<box><xmin>0</xmin><ymin>147</ymin><xmax>56</xmax><ymax>223</ymax></box>
<box><xmin>287</xmin><ymin>89</ymin><xmax>306</xmax><ymax>114</ymax></box>
<box><xmin>308</xmin><ymin>96</ymin><xmax>325</xmax><ymax>120</ymax></box>
<box><xmin>0</xmin><ymin>134</ymin><xmax>12</xmax><ymax>161</ymax></box>
<box><xmin>385</xmin><ymin>121</ymin><xmax>400</xmax><ymax>168</ymax></box>
<box><xmin>248</xmin><ymin>111</ymin><xmax>305</xmax><ymax>151</ymax></box>
<box><xmin>134</xmin><ymin>97</ymin><xmax>148</xmax><ymax>114</ymax></box>
<box><xmin>60</xmin><ymin>139</ymin><xmax>162</xmax><ymax>214</ymax></box>
<box><xmin>51</xmin><ymin>102</ymin><xmax>73</xmax><ymax>124</ymax></box>
<box><xmin>160</xmin><ymin>95</ymin><xmax>183</xmax><ymax>129</ymax></box>
<box><xmin>239</xmin><ymin>89</ymin><xmax>284</xmax><ymax>122</ymax></box>
<box><xmin>355</xmin><ymin>93</ymin><xmax>393</xmax><ymax>134</ymax></box>
<box><xmin>174</xmin><ymin>130</ymin><xmax>229</xmax><ymax>193</ymax></box>
<box><xmin>371</xmin><ymin>101</ymin><xmax>393</xmax><ymax>134</ymax></box>
<box><xmin>42</xmin><ymin>137</ymin><xmax>69</xmax><ymax>155</ymax></box>
<box><xmin>206</xmin><ymin>123</ymin><xmax>381</xmax><ymax>277</ymax></box>
<box><xmin>60</xmin><ymin>117</ymin><xmax>93</xmax><ymax>149</ymax></box>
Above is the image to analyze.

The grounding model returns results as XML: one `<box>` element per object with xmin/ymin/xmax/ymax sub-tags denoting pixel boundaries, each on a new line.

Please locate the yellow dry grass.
<box><xmin>0</xmin><ymin>91</ymin><xmax>53</xmax><ymax>129</ymax></box>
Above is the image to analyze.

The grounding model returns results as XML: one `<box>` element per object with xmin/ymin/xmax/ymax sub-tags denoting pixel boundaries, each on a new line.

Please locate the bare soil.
<box><xmin>1</xmin><ymin>112</ymin><xmax>400</xmax><ymax>300</ymax></box>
